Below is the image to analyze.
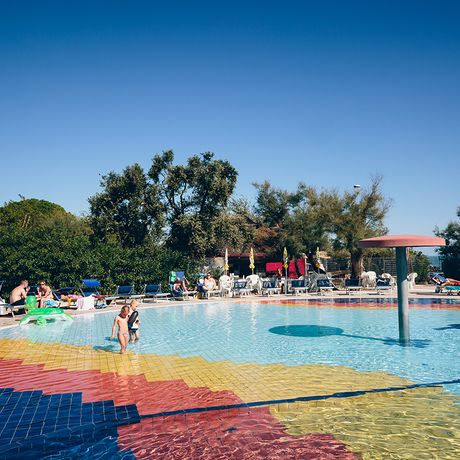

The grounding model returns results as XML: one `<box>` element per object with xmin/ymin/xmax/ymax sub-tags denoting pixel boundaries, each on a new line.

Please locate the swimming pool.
<box><xmin>0</xmin><ymin>298</ymin><xmax>459</xmax><ymax>458</ymax></box>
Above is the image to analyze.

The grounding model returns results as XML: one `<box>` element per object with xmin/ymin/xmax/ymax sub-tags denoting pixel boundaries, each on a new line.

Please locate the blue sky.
<box><xmin>1</xmin><ymin>1</ymin><xmax>459</xmax><ymax>251</ymax></box>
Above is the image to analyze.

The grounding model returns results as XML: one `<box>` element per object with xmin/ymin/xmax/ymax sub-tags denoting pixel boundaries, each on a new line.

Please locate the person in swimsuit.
<box><xmin>9</xmin><ymin>280</ymin><xmax>29</xmax><ymax>307</ymax></box>
<box><xmin>128</xmin><ymin>300</ymin><xmax>140</xmax><ymax>342</ymax></box>
<box><xmin>110</xmin><ymin>306</ymin><xmax>130</xmax><ymax>354</ymax></box>
<box><xmin>37</xmin><ymin>281</ymin><xmax>53</xmax><ymax>308</ymax></box>
<box><xmin>172</xmin><ymin>278</ymin><xmax>183</xmax><ymax>297</ymax></box>
<box><xmin>203</xmin><ymin>273</ymin><xmax>216</xmax><ymax>292</ymax></box>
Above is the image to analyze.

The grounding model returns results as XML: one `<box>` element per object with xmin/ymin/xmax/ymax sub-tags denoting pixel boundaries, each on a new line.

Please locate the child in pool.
<box><xmin>110</xmin><ymin>306</ymin><xmax>130</xmax><ymax>353</ymax></box>
<box><xmin>128</xmin><ymin>300</ymin><xmax>140</xmax><ymax>343</ymax></box>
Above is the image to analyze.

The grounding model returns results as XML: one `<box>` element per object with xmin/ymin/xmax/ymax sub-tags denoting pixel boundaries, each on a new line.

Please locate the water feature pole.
<box><xmin>395</xmin><ymin>247</ymin><xmax>410</xmax><ymax>343</ymax></box>
<box><xmin>358</xmin><ymin>235</ymin><xmax>445</xmax><ymax>344</ymax></box>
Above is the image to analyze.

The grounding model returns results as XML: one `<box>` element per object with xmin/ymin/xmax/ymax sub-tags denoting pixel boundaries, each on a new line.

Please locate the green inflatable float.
<box><xmin>20</xmin><ymin>297</ymin><xmax>73</xmax><ymax>326</ymax></box>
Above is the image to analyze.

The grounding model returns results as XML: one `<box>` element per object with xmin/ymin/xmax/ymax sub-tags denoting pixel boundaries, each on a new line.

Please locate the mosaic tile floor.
<box><xmin>0</xmin><ymin>300</ymin><xmax>459</xmax><ymax>459</ymax></box>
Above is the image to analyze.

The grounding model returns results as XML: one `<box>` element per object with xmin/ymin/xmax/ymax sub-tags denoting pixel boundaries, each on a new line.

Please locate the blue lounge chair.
<box><xmin>27</xmin><ymin>285</ymin><xmax>39</xmax><ymax>296</ymax></box>
<box><xmin>51</xmin><ymin>287</ymin><xmax>79</xmax><ymax>308</ymax></box>
<box><xmin>80</xmin><ymin>279</ymin><xmax>107</xmax><ymax>307</ymax></box>
<box><xmin>143</xmin><ymin>284</ymin><xmax>171</xmax><ymax>302</ymax></box>
<box><xmin>81</xmin><ymin>279</ymin><xmax>102</xmax><ymax>296</ymax></box>
<box><xmin>290</xmin><ymin>279</ymin><xmax>308</xmax><ymax>295</ymax></box>
<box><xmin>316</xmin><ymin>278</ymin><xmax>334</xmax><ymax>295</ymax></box>
<box><xmin>345</xmin><ymin>279</ymin><xmax>362</xmax><ymax>295</ymax></box>
<box><xmin>53</xmin><ymin>287</ymin><xmax>76</xmax><ymax>299</ymax></box>
<box><xmin>376</xmin><ymin>277</ymin><xmax>393</xmax><ymax>294</ymax></box>
<box><xmin>261</xmin><ymin>280</ymin><xmax>281</xmax><ymax>296</ymax></box>
<box><xmin>431</xmin><ymin>274</ymin><xmax>460</xmax><ymax>294</ymax></box>
<box><xmin>107</xmin><ymin>285</ymin><xmax>145</xmax><ymax>304</ymax></box>
<box><xmin>444</xmin><ymin>286</ymin><xmax>460</xmax><ymax>295</ymax></box>
<box><xmin>232</xmin><ymin>280</ymin><xmax>251</xmax><ymax>297</ymax></box>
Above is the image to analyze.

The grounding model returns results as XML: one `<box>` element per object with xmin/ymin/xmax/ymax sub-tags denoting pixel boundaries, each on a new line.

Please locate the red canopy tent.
<box><xmin>266</xmin><ymin>259</ymin><xmax>309</xmax><ymax>278</ymax></box>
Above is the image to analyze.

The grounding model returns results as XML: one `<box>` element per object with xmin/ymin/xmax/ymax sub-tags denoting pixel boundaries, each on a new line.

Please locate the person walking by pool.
<box><xmin>110</xmin><ymin>306</ymin><xmax>130</xmax><ymax>354</ymax></box>
<box><xmin>128</xmin><ymin>300</ymin><xmax>140</xmax><ymax>342</ymax></box>
<box><xmin>9</xmin><ymin>280</ymin><xmax>29</xmax><ymax>307</ymax></box>
<box><xmin>37</xmin><ymin>281</ymin><xmax>53</xmax><ymax>308</ymax></box>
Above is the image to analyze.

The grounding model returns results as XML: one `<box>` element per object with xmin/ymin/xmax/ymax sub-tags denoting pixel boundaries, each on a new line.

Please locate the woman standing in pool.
<box><xmin>110</xmin><ymin>306</ymin><xmax>130</xmax><ymax>354</ymax></box>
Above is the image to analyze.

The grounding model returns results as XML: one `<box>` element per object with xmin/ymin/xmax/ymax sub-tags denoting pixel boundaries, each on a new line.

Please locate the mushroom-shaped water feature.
<box><xmin>358</xmin><ymin>235</ymin><xmax>445</xmax><ymax>344</ymax></box>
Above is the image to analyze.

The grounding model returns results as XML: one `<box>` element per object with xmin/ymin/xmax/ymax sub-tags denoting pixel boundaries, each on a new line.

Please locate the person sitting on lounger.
<box><xmin>37</xmin><ymin>281</ymin><xmax>53</xmax><ymax>308</ymax></box>
<box><xmin>180</xmin><ymin>276</ymin><xmax>190</xmax><ymax>292</ymax></box>
<box><xmin>172</xmin><ymin>278</ymin><xmax>184</xmax><ymax>297</ymax></box>
<box><xmin>9</xmin><ymin>280</ymin><xmax>29</xmax><ymax>307</ymax></box>
<box><xmin>202</xmin><ymin>273</ymin><xmax>217</xmax><ymax>293</ymax></box>
<box><xmin>432</xmin><ymin>274</ymin><xmax>460</xmax><ymax>286</ymax></box>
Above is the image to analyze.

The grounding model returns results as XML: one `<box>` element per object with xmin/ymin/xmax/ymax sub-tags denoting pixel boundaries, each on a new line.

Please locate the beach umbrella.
<box><xmin>315</xmin><ymin>246</ymin><xmax>321</xmax><ymax>270</ymax></box>
<box><xmin>224</xmin><ymin>248</ymin><xmax>229</xmax><ymax>275</ymax></box>
<box><xmin>249</xmin><ymin>247</ymin><xmax>255</xmax><ymax>274</ymax></box>
<box><xmin>283</xmin><ymin>247</ymin><xmax>289</xmax><ymax>270</ymax></box>
<box><xmin>283</xmin><ymin>246</ymin><xmax>289</xmax><ymax>287</ymax></box>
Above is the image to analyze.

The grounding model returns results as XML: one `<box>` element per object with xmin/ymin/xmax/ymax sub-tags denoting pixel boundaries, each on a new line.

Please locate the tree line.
<box><xmin>1</xmin><ymin>150</ymin><xmax>457</xmax><ymax>293</ymax></box>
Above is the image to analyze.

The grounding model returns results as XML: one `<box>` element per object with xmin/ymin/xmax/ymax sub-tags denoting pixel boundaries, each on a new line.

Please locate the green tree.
<box><xmin>0</xmin><ymin>199</ymin><xmax>93</xmax><ymax>292</ymax></box>
<box><xmin>148</xmin><ymin>150</ymin><xmax>238</xmax><ymax>258</ymax></box>
<box><xmin>435</xmin><ymin>207</ymin><xmax>460</xmax><ymax>279</ymax></box>
<box><xmin>409</xmin><ymin>250</ymin><xmax>430</xmax><ymax>283</ymax></box>
<box><xmin>252</xmin><ymin>182</ymin><xmax>299</xmax><ymax>256</ymax></box>
<box><xmin>212</xmin><ymin>198</ymin><xmax>255</xmax><ymax>254</ymax></box>
<box><xmin>88</xmin><ymin>164</ymin><xmax>165</xmax><ymax>247</ymax></box>
<box><xmin>0</xmin><ymin>198</ymin><xmax>76</xmax><ymax>230</ymax></box>
<box><xmin>331</xmin><ymin>176</ymin><xmax>391</xmax><ymax>278</ymax></box>
<box><xmin>284</xmin><ymin>184</ymin><xmax>337</xmax><ymax>269</ymax></box>
<box><xmin>0</xmin><ymin>198</ymin><xmax>196</xmax><ymax>295</ymax></box>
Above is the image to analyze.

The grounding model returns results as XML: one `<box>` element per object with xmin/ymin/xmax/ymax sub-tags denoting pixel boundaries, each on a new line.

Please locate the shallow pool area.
<box><xmin>0</xmin><ymin>297</ymin><xmax>459</xmax><ymax>458</ymax></box>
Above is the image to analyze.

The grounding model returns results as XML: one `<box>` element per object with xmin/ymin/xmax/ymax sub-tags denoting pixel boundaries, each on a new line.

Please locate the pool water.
<box><xmin>3</xmin><ymin>300</ymin><xmax>460</xmax><ymax>394</ymax></box>
<box><xmin>0</xmin><ymin>298</ymin><xmax>459</xmax><ymax>459</ymax></box>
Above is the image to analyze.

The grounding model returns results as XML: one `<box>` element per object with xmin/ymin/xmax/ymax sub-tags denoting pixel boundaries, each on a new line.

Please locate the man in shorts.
<box><xmin>9</xmin><ymin>280</ymin><xmax>29</xmax><ymax>307</ymax></box>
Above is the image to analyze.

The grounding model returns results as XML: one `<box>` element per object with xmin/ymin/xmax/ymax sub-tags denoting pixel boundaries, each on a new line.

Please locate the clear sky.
<box><xmin>1</xmin><ymin>1</ymin><xmax>459</xmax><ymax>250</ymax></box>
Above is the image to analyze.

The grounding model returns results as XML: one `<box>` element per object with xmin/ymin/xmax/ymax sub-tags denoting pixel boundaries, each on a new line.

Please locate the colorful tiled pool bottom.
<box><xmin>258</xmin><ymin>297</ymin><xmax>460</xmax><ymax>310</ymax></box>
<box><xmin>0</xmin><ymin>338</ymin><xmax>459</xmax><ymax>459</ymax></box>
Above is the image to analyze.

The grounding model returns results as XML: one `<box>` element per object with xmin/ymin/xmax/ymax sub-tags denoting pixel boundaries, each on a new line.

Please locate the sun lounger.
<box><xmin>143</xmin><ymin>284</ymin><xmax>171</xmax><ymax>302</ymax></box>
<box><xmin>0</xmin><ymin>302</ymin><xmax>26</xmax><ymax>317</ymax></box>
<box><xmin>204</xmin><ymin>288</ymin><xmax>220</xmax><ymax>299</ymax></box>
<box><xmin>171</xmin><ymin>288</ymin><xmax>197</xmax><ymax>300</ymax></box>
<box><xmin>27</xmin><ymin>285</ymin><xmax>39</xmax><ymax>296</ymax></box>
<box><xmin>80</xmin><ymin>279</ymin><xmax>107</xmax><ymax>307</ymax></box>
<box><xmin>107</xmin><ymin>285</ymin><xmax>145</xmax><ymax>304</ymax></box>
<box><xmin>345</xmin><ymin>279</ymin><xmax>362</xmax><ymax>295</ymax></box>
<box><xmin>445</xmin><ymin>285</ymin><xmax>460</xmax><ymax>295</ymax></box>
<box><xmin>431</xmin><ymin>274</ymin><xmax>460</xmax><ymax>293</ymax></box>
<box><xmin>232</xmin><ymin>280</ymin><xmax>251</xmax><ymax>297</ymax></box>
<box><xmin>261</xmin><ymin>280</ymin><xmax>281</xmax><ymax>296</ymax></box>
<box><xmin>316</xmin><ymin>278</ymin><xmax>334</xmax><ymax>295</ymax></box>
<box><xmin>376</xmin><ymin>277</ymin><xmax>393</xmax><ymax>294</ymax></box>
<box><xmin>52</xmin><ymin>287</ymin><xmax>81</xmax><ymax>307</ymax></box>
<box><xmin>290</xmin><ymin>279</ymin><xmax>308</xmax><ymax>295</ymax></box>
